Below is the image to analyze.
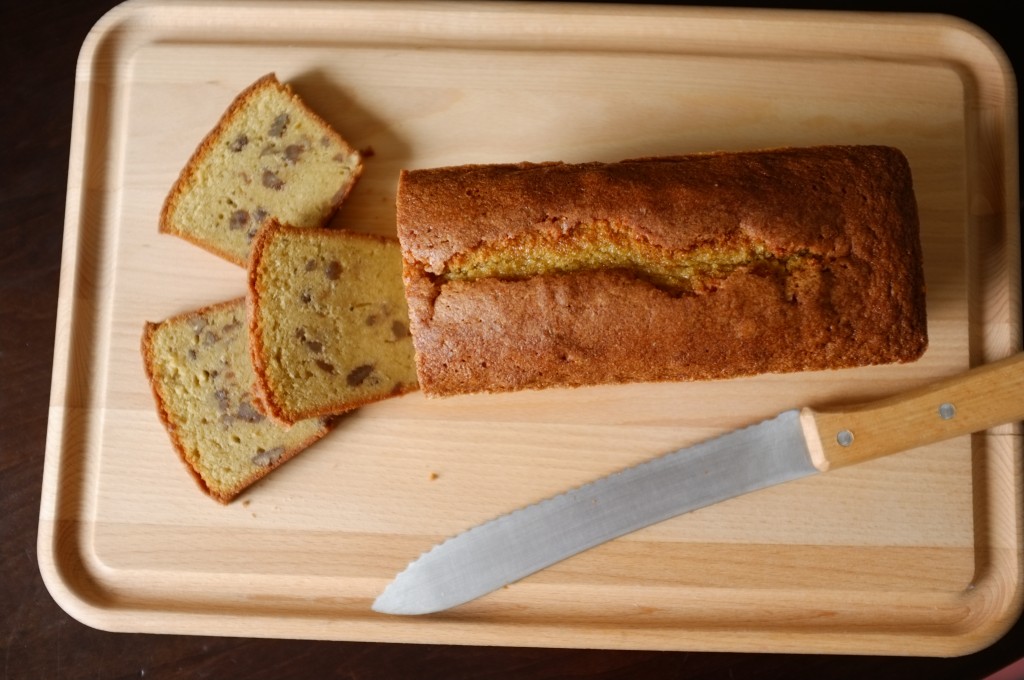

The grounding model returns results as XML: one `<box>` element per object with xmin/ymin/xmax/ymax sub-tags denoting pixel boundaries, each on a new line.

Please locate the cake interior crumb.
<box><xmin>439</xmin><ymin>220</ymin><xmax>818</xmax><ymax>294</ymax></box>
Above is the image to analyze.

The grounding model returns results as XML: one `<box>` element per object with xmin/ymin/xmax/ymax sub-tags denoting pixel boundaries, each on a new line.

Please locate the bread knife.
<box><xmin>373</xmin><ymin>353</ymin><xmax>1024</xmax><ymax>615</ymax></box>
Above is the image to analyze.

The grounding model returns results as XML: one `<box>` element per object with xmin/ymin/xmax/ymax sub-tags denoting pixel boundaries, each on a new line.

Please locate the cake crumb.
<box><xmin>429</xmin><ymin>471</ymin><xmax>439</xmax><ymax>481</ymax></box>
<box><xmin>141</xmin><ymin>298</ymin><xmax>334</xmax><ymax>503</ymax></box>
<box><xmin>159</xmin><ymin>73</ymin><xmax>362</xmax><ymax>266</ymax></box>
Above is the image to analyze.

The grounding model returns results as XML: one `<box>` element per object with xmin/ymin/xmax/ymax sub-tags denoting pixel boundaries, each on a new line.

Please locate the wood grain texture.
<box><xmin>4</xmin><ymin>0</ymin><xmax>1024</xmax><ymax>677</ymax></box>
<box><xmin>36</xmin><ymin>0</ymin><xmax>1022</xmax><ymax>655</ymax></box>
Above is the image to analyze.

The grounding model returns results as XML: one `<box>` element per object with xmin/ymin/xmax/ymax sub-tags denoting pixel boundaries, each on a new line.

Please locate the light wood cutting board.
<box><xmin>38</xmin><ymin>0</ymin><xmax>1021</xmax><ymax>655</ymax></box>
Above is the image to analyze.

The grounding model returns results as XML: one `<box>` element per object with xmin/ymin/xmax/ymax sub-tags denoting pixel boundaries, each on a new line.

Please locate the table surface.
<box><xmin>3</xmin><ymin>1</ymin><xmax>1021</xmax><ymax>678</ymax></box>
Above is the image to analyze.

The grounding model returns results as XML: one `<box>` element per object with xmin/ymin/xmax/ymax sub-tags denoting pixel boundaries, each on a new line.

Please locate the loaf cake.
<box><xmin>142</xmin><ymin>298</ymin><xmax>334</xmax><ymax>503</ymax></box>
<box><xmin>248</xmin><ymin>221</ymin><xmax>419</xmax><ymax>424</ymax></box>
<box><xmin>396</xmin><ymin>145</ymin><xmax>928</xmax><ymax>396</ymax></box>
<box><xmin>160</xmin><ymin>73</ymin><xmax>363</xmax><ymax>266</ymax></box>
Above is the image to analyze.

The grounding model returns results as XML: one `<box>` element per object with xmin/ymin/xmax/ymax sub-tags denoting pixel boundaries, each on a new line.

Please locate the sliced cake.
<box><xmin>142</xmin><ymin>298</ymin><xmax>334</xmax><ymax>503</ymax></box>
<box><xmin>160</xmin><ymin>73</ymin><xmax>363</xmax><ymax>266</ymax></box>
<box><xmin>248</xmin><ymin>222</ymin><xmax>419</xmax><ymax>424</ymax></box>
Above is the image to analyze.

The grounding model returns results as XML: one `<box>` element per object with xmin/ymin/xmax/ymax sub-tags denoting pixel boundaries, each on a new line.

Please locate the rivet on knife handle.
<box><xmin>800</xmin><ymin>353</ymin><xmax>1024</xmax><ymax>472</ymax></box>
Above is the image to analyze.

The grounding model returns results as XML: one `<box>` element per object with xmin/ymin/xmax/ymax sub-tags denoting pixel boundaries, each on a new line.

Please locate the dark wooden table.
<box><xmin>3</xmin><ymin>1</ymin><xmax>1020</xmax><ymax>678</ymax></box>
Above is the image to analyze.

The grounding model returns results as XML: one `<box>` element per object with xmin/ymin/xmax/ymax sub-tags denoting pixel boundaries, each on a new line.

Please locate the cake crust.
<box><xmin>397</xmin><ymin>145</ymin><xmax>928</xmax><ymax>396</ymax></box>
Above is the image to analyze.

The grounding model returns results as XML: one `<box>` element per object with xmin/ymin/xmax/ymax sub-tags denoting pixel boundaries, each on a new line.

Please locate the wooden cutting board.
<box><xmin>38</xmin><ymin>0</ymin><xmax>1021</xmax><ymax>655</ymax></box>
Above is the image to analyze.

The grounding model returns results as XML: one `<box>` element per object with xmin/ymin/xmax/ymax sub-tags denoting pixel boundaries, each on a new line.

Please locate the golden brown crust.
<box><xmin>397</xmin><ymin>145</ymin><xmax>928</xmax><ymax>396</ymax></box>
<box><xmin>141</xmin><ymin>298</ymin><xmax>334</xmax><ymax>503</ymax></box>
<box><xmin>160</xmin><ymin>73</ymin><xmax>363</xmax><ymax>266</ymax></box>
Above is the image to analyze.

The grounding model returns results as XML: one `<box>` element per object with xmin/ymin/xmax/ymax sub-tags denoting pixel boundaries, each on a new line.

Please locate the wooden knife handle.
<box><xmin>800</xmin><ymin>353</ymin><xmax>1024</xmax><ymax>471</ymax></box>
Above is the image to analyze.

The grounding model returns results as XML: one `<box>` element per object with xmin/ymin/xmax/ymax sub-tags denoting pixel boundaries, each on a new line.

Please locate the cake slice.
<box><xmin>142</xmin><ymin>298</ymin><xmax>334</xmax><ymax>503</ymax></box>
<box><xmin>248</xmin><ymin>222</ymin><xmax>418</xmax><ymax>424</ymax></box>
<box><xmin>160</xmin><ymin>73</ymin><xmax>363</xmax><ymax>266</ymax></box>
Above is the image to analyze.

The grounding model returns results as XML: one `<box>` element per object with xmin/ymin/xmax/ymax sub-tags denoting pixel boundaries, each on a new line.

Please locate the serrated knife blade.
<box><xmin>374</xmin><ymin>354</ymin><xmax>1024</xmax><ymax>615</ymax></box>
